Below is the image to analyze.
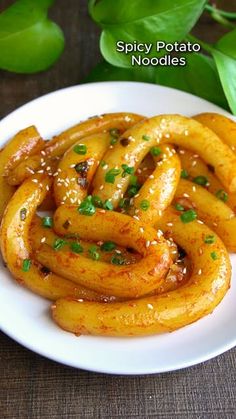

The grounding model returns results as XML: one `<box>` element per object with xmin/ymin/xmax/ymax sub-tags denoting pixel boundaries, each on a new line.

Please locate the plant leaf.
<box><xmin>86</xmin><ymin>54</ymin><xmax>229</xmax><ymax>111</ymax></box>
<box><xmin>89</xmin><ymin>0</ymin><xmax>207</xmax><ymax>68</ymax></box>
<box><xmin>0</xmin><ymin>0</ymin><xmax>64</xmax><ymax>73</ymax></box>
<box><xmin>212</xmin><ymin>29</ymin><xmax>236</xmax><ymax>114</ymax></box>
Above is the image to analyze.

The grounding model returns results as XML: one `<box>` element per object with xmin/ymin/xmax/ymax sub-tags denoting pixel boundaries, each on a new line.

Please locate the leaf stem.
<box><xmin>205</xmin><ymin>4</ymin><xmax>236</xmax><ymax>29</ymax></box>
<box><xmin>205</xmin><ymin>4</ymin><xmax>236</xmax><ymax>20</ymax></box>
<box><xmin>186</xmin><ymin>34</ymin><xmax>213</xmax><ymax>55</ymax></box>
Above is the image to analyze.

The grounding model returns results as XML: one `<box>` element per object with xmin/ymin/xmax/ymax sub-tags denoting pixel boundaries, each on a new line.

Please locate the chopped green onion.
<box><xmin>78</xmin><ymin>196</ymin><xmax>96</xmax><ymax>216</ymax></box>
<box><xmin>142</xmin><ymin>134</ymin><xmax>151</xmax><ymax>141</ymax></box>
<box><xmin>211</xmin><ymin>251</ymin><xmax>218</xmax><ymax>260</ymax></box>
<box><xmin>105</xmin><ymin>168</ymin><xmax>121</xmax><ymax>184</ymax></box>
<box><xmin>118</xmin><ymin>198</ymin><xmax>130</xmax><ymax>209</ymax></box>
<box><xmin>73</xmin><ymin>144</ymin><xmax>87</xmax><ymax>155</ymax></box>
<box><xmin>70</xmin><ymin>242</ymin><xmax>83</xmax><ymax>254</ymax></box>
<box><xmin>111</xmin><ymin>254</ymin><xmax>126</xmax><ymax>265</ymax></box>
<box><xmin>91</xmin><ymin>195</ymin><xmax>103</xmax><ymax>208</ymax></box>
<box><xmin>204</xmin><ymin>235</ymin><xmax>215</xmax><ymax>244</ymax></box>
<box><xmin>53</xmin><ymin>238</ymin><xmax>67</xmax><ymax>251</ymax></box>
<box><xmin>215</xmin><ymin>189</ymin><xmax>228</xmax><ymax>202</ymax></box>
<box><xmin>22</xmin><ymin>258</ymin><xmax>31</xmax><ymax>272</ymax></box>
<box><xmin>100</xmin><ymin>160</ymin><xmax>106</xmax><ymax>167</ymax></box>
<box><xmin>121</xmin><ymin>164</ymin><xmax>135</xmax><ymax>177</ymax></box>
<box><xmin>181</xmin><ymin>169</ymin><xmax>189</xmax><ymax>179</ymax></box>
<box><xmin>128</xmin><ymin>185</ymin><xmax>140</xmax><ymax>197</ymax></box>
<box><xmin>101</xmin><ymin>241</ymin><xmax>116</xmax><ymax>251</ymax></box>
<box><xmin>109</xmin><ymin>128</ymin><xmax>120</xmax><ymax>138</ymax></box>
<box><xmin>129</xmin><ymin>175</ymin><xmax>138</xmax><ymax>186</ymax></box>
<box><xmin>193</xmin><ymin>176</ymin><xmax>208</xmax><ymax>186</ymax></box>
<box><xmin>89</xmin><ymin>245</ymin><xmax>100</xmax><ymax>261</ymax></box>
<box><xmin>42</xmin><ymin>216</ymin><xmax>53</xmax><ymax>228</ymax></box>
<box><xmin>103</xmin><ymin>200</ymin><xmax>113</xmax><ymax>211</ymax></box>
<box><xmin>180</xmin><ymin>209</ymin><xmax>197</xmax><ymax>223</ymax></box>
<box><xmin>110</xmin><ymin>137</ymin><xmax>117</xmax><ymax>145</ymax></box>
<box><xmin>150</xmin><ymin>146</ymin><xmax>162</xmax><ymax>157</ymax></box>
<box><xmin>20</xmin><ymin>208</ymin><xmax>27</xmax><ymax>221</ymax></box>
<box><xmin>140</xmin><ymin>200</ymin><xmax>150</xmax><ymax>211</ymax></box>
<box><xmin>175</xmin><ymin>203</ymin><xmax>185</xmax><ymax>211</ymax></box>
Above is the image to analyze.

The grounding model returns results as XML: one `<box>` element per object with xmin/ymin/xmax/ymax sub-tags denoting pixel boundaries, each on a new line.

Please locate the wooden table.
<box><xmin>0</xmin><ymin>1</ymin><xmax>236</xmax><ymax>417</ymax></box>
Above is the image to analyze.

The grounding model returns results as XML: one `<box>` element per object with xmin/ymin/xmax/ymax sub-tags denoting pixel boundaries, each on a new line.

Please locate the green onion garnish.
<box><xmin>105</xmin><ymin>168</ymin><xmax>121</xmax><ymax>184</ymax></box>
<box><xmin>22</xmin><ymin>258</ymin><xmax>31</xmax><ymax>272</ymax></box>
<box><xmin>89</xmin><ymin>245</ymin><xmax>100</xmax><ymax>261</ymax></box>
<box><xmin>180</xmin><ymin>209</ymin><xmax>197</xmax><ymax>223</ymax></box>
<box><xmin>215</xmin><ymin>189</ymin><xmax>228</xmax><ymax>202</ymax></box>
<box><xmin>70</xmin><ymin>242</ymin><xmax>83</xmax><ymax>254</ymax></box>
<box><xmin>101</xmin><ymin>241</ymin><xmax>116</xmax><ymax>251</ymax></box>
<box><xmin>142</xmin><ymin>134</ymin><xmax>151</xmax><ymax>141</ymax></box>
<box><xmin>78</xmin><ymin>196</ymin><xmax>96</xmax><ymax>216</ymax></box>
<box><xmin>140</xmin><ymin>200</ymin><xmax>150</xmax><ymax>211</ymax></box>
<box><xmin>150</xmin><ymin>147</ymin><xmax>162</xmax><ymax>157</ymax></box>
<box><xmin>211</xmin><ymin>251</ymin><xmax>218</xmax><ymax>260</ymax></box>
<box><xmin>20</xmin><ymin>208</ymin><xmax>27</xmax><ymax>221</ymax></box>
<box><xmin>53</xmin><ymin>238</ymin><xmax>67</xmax><ymax>251</ymax></box>
<box><xmin>204</xmin><ymin>235</ymin><xmax>215</xmax><ymax>244</ymax></box>
<box><xmin>175</xmin><ymin>203</ymin><xmax>185</xmax><ymax>211</ymax></box>
<box><xmin>111</xmin><ymin>254</ymin><xmax>126</xmax><ymax>265</ymax></box>
<box><xmin>42</xmin><ymin>216</ymin><xmax>53</xmax><ymax>228</ymax></box>
<box><xmin>193</xmin><ymin>176</ymin><xmax>208</xmax><ymax>186</ymax></box>
<box><xmin>181</xmin><ymin>169</ymin><xmax>189</xmax><ymax>179</ymax></box>
<box><xmin>121</xmin><ymin>164</ymin><xmax>135</xmax><ymax>177</ymax></box>
<box><xmin>103</xmin><ymin>200</ymin><xmax>113</xmax><ymax>211</ymax></box>
<box><xmin>73</xmin><ymin>144</ymin><xmax>87</xmax><ymax>155</ymax></box>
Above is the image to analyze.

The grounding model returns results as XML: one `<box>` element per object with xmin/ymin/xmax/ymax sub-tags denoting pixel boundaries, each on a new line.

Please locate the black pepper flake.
<box><xmin>207</xmin><ymin>164</ymin><xmax>215</xmax><ymax>173</ymax></box>
<box><xmin>77</xmin><ymin>177</ymin><xmax>89</xmax><ymax>189</ymax></box>
<box><xmin>177</xmin><ymin>246</ymin><xmax>187</xmax><ymax>260</ymax></box>
<box><xmin>75</xmin><ymin>161</ymin><xmax>89</xmax><ymax>176</ymax></box>
<box><xmin>127</xmin><ymin>247</ymin><xmax>136</xmax><ymax>254</ymax></box>
<box><xmin>63</xmin><ymin>220</ymin><xmax>71</xmax><ymax>230</ymax></box>
<box><xmin>41</xmin><ymin>266</ymin><xmax>51</xmax><ymax>275</ymax></box>
<box><xmin>120</xmin><ymin>138</ymin><xmax>130</xmax><ymax>147</ymax></box>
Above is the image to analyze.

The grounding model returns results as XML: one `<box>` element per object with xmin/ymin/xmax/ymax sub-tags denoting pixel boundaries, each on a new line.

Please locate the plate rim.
<box><xmin>0</xmin><ymin>80</ymin><xmax>235</xmax><ymax>375</ymax></box>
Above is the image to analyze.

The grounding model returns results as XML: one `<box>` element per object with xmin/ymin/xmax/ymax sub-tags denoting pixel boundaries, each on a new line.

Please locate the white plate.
<box><xmin>0</xmin><ymin>82</ymin><xmax>235</xmax><ymax>375</ymax></box>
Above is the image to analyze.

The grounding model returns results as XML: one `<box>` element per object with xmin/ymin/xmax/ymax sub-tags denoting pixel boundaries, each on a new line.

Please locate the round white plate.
<box><xmin>0</xmin><ymin>82</ymin><xmax>235</xmax><ymax>375</ymax></box>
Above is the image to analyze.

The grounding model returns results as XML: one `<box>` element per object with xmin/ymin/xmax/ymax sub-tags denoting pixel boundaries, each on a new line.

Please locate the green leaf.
<box><xmin>154</xmin><ymin>53</ymin><xmax>229</xmax><ymax>110</ymax></box>
<box><xmin>0</xmin><ymin>0</ymin><xmax>65</xmax><ymax>73</ymax></box>
<box><xmin>86</xmin><ymin>54</ymin><xmax>229</xmax><ymax>111</ymax></box>
<box><xmin>89</xmin><ymin>0</ymin><xmax>207</xmax><ymax>68</ymax></box>
<box><xmin>212</xmin><ymin>29</ymin><xmax>236</xmax><ymax>115</ymax></box>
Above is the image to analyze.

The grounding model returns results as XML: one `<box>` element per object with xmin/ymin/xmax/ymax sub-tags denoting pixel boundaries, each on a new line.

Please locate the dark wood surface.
<box><xmin>0</xmin><ymin>1</ymin><xmax>236</xmax><ymax>418</ymax></box>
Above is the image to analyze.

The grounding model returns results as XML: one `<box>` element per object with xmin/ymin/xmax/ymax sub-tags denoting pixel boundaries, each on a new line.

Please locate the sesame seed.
<box><xmin>192</xmin><ymin>186</ymin><xmax>196</xmax><ymax>192</ymax></box>
<box><xmin>133</xmin><ymin>215</ymin><xmax>140</xmax><ymax>221</ymax></box>
<box><xmin>149</xmin><ymin>175</ymin><xmax>154</xmax><ymax>179</ymax></box>
<box><xmin>183</xmin><ymin>193</ymin><xmax>190</xmax><ymax>198</ymax></box>
<box><xmin>184</xmin><ymin>130</ymin><xmax>189</xmax><ymax>136</ymax></box>
<box><xmin>165</xmin><ymin>133</ymin><xmax>170</xmax><ymax>138</ymax></box>
<box><xmin>99</xmin><ymin>185</ymin><xmax>104</xmax><ymax>190</ymax></box>
<box><xmin>166</xmin><ymin>222</ymin><xmax>173</xmax><ymax>227</ymax></box>
<box><xmin>151</xmin><ymin>241</ymin><xmax>158</xmax><ymax>245</ymax></box>
<box><xmin>140</xmin><ymin>227</ymin><xmax>144</xmax><ymax>233</ymax></box>
<box><xmin>198</xmin><ymin>269</ymin><xmax>202</xmax><ymax>275</ymax></box>
<box><xmin>147</xmin><ymin>304</ymin><xmax>153</xmax><ymax>309</ymax></box>
<box><xmin>192</xmin><ymin>161</ymin><xmax>197</xmax><ymax>167</ymax></box>
<box><xmin>124</xmin><ymin>115</ymin><xmax>131</xmax><ymax>122</ymax></box>
<box><xmin>146</xmin><ymin>240</ymin><xmax>150</xmax><ymax>248</ymax></box>
<box><xmin>179</xmin><ymin>149</ymin><xmax>185</xmax><ymax>155</ymax></box>
<box><xmin>41</xmin><ymin>237</ymin><xmax>46</xmax><ymax>243</ymax></box>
